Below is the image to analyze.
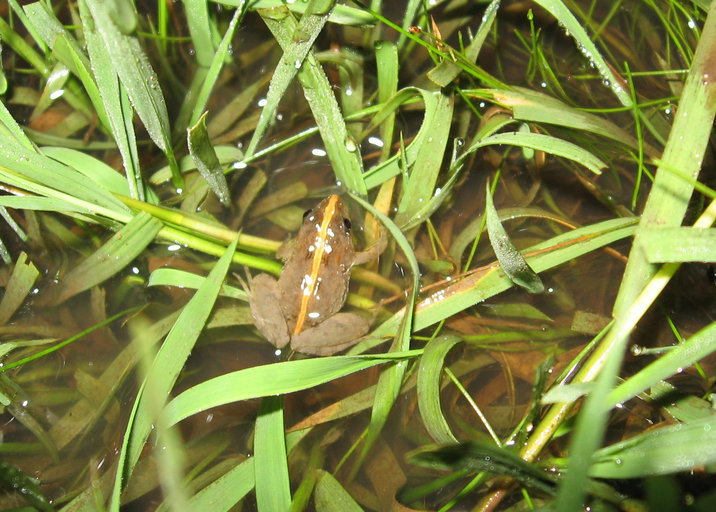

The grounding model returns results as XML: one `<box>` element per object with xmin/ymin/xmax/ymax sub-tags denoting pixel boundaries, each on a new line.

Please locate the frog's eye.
<box><xmin>342</xmin><ymin>218</ymin><xmax>351</xmax><ymax>231</ymax></box>
<box><xmin>302</xmin><ymin>208</ymin><xmax>313</xmax><ymax>219</ymax></box>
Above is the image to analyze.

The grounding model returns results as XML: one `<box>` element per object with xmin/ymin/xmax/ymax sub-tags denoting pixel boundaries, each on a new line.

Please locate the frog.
<box><xmin>248</xmin><ymin>194</ymin><xmax>385</xmax><ymax>356</ymax></box>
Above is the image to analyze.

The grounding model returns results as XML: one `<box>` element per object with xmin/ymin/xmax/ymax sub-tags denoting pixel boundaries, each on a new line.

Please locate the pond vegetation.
<box><xmin>1</xmin><ymin>0</ymin><xmax>716</xmax><ymax>511</ymax></box>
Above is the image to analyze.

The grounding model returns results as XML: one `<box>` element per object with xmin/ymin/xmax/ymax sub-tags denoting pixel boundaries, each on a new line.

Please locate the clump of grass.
<box><xmin>0</xmin><ymin>1</ymin><xmax>715</xmax><ymax>511</ymax></box>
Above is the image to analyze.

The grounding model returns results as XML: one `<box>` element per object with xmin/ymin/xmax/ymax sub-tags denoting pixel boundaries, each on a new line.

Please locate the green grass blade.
<box><xmin>313</xmin><ymin>470</ymin><xmax>363</xmax><ymax>512</ymax></box>
<box><xmin>182</xmin><ymin>0</ymin><xmax>215</xmax><ymax>67</ymax></box>
<box><xmin>187</xmin><ymin>2</ymin><xmax>247</xmax><ymax>129</ymax></box>
<box><xmin>374</xmin><ymin>40</ymin><xmax>398</xmax><ymax>161</ymax></box>
<box><xmin>254</xmin><ymin>396</ymin><xmax>291</xmax><ymax>511</ymax></box>
<box><xmin>246</xmin><ymin>0</ymin><xmax>334</xmax><ymax>158</ymax></box>
<box><xmin>533</xmin><ymin>0</ymin><xmax>632</xmax><ymax>106</ymax></box>
<box><xmin>258</xmin><ymin>5</ymin><xmax>367</xmax><ymax>195</ymax></box>
<box><xmin>613</xmin><ymin>2</ymin><xmax>716</xmax><ymax>315</ymax></box>
<box><xmin>164</xmin><ymin>354</ymin><xmax>418</xmax><ymax>427</ymax></box>
<box><xmin>0</xmin><ymin>252</ymin><xmax>39</xmax><ymax>325</ymax></box>
<box><xmin>187</xmin><ymin>112</ymin><xmax>230</xmax><ymax>206</ymax></box>
<box><xmin>111</xmin><ymin>237</ymin><xmax>239</xmax><ymax>509</ymax></box>
<box><xmin>485</xmin><ymin>183</ymin><xmax>544</xmax><ymax>293</ymax></box>
<box><xmin>640</xmin><ymin>227</ymin><xmax>716</xmax><ymax>262</ymax></box>
<box><xmin>477</xmin><ymin>86</ymin><xmax>643</xmax><ymax>148</ymax></box>
<box><xmin>80</xmin><ymin>0</ymin><xmax>144</xmax><ymax>201</ymax></box>
<box><xmin>0</xmin><ymin>96</ymin><xmax>35</xmax><ymax>149</ymax></box>
<box><xmin>83</xmin><ymin>0</ymin><xmax>180</xmax><ymax>186</ymax></box>
<box><xmin>606</xmin><ymin>321</ymin><xmax>716</xmax><ymax>408</ymax></box>
<box><xmin>590</xmin><ymin>415</ymin><xmax>716</xmax><ymax>479</ymax></box>
<box><xmin>417</xmin><ymin>335</ymin><xmax>461</xmax><ymax>445</ymax></box>
<box><xmin>473</xmin><ymin>131</ymin><xmax>606</xmax><ymax>175</ymax></box>
<box><xmin>395</xmin><ymin>91</ymin><xmax>454</xmax><ymax>225</ymax></box>
<box><xmin>54</xmin><ymin>212</ymin><xmax>162</xmax><ymax>303</ymax></box>
<box><xmin>187</xmin><ymin>457</ymin><xmax>255</xmax><ymax>511</ymax></box>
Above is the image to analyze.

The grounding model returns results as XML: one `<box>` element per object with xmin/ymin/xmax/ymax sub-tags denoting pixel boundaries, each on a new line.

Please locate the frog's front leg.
<box><xmin>291</xmin><ymin>312</ymin><xmax>371</xmax><ymax>356</ymax></box>
<box><xmin>249</xmin><ymin>273</ymin><xmax>291</xmax><ymax>349</ymax></box>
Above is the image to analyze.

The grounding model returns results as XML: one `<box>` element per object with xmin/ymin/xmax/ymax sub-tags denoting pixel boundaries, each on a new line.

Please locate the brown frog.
<box><xmin>248</xmin><ymin>194</ymin><xmax>384</xmax><ymax>356</ymax></box>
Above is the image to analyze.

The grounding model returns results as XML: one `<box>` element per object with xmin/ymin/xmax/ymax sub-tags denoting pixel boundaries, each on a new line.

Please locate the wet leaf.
<box><xmin>255</xmin><ymin>396</ymin><xmax>291</xmax><ymax>511</ymax></box>
<box><xmin>0</xmin><ymin>252</ymin><xmax>39</xmax><ymax>325</ymax></box>
<box><xmin>187</xmin><ymin>112</ymin><xmax>230</xmax><ymax>206</ymax></box>
<box><xmin>485</xmin><ymin>184</ymin><xmax>544</xmax><ymax>294</ymax></box>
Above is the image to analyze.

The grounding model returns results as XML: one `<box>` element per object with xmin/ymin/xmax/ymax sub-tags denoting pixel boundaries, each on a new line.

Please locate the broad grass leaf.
<box><xmin>55</xmin><ymin>212</ymin><xmax>162</xmax><ymax>303</ymax></box>
<box><xmin>255</xmin><ymin>396</ymin><xmax>291</xmax><ymax>511</ymax></box>
<box><xmin>259</xmin><ymin>5</ymin><xmax>367</xmax><ymax>195</ymax></box>
<box><xmin>417</xmin><ymin>335</ymin><xmax>461</xmax><ymax>445</ymax></box>
<box><xmin>187</xmin><ymin>112</ymin><xmax>230</xmax><ymax>206</ymax></box>
<box><xmin>590</xmin><ymin>415</ymin><xmax>716</xmax><ymax>479</ymax></box>
<box><xmin>485</xmin><ymin>185</ymin><xmax>544</xmax><ymax>294</ymax></box>
<box><xmin>164</xmin><ymin>355</ymin><xmax>411</xmax><ymax>426</ymax></box>
<box><xmin>314</xmin><ymin>470</ymin><xmax>363</xmax><ymax>512</ymax></box>
<box><xmin>0</xmin><ymin>252</ymin><xmax>39</xmax><ymax>325</ymax></box>
<box><xmin>111</xmin><ymin>237</ymin><xmax>239</xmax><ymax>510</ymax></box>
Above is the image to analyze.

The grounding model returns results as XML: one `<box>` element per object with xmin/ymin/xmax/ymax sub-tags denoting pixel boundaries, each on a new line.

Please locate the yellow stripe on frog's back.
<box><xmin>293</xmin><ymin>194</ymin><xmax>340</xmax><ymax>335</ymax></box>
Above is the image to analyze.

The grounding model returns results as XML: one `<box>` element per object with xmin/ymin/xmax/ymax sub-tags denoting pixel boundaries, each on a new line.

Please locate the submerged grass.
<box><xmin>0</xmin><ymin>0</ymin><xmax>715</xmax><ymax>511</ymax></box>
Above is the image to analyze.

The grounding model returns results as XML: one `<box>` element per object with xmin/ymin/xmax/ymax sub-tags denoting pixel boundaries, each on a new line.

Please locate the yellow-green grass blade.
<box><xmin>473</xmin><ymin>87</ymin><xmax>644</xmax><ymax>149</ymax></box>
<box><xmin>533</xmin><ymin>0</ymin><xmax>632</xmax><ymax>107</ymax></box>
<box><xmin>259</xmin><ymin>5</ymin><xmax>367</xmax><ymax>195</ymax></box>
<box><xmin>470</xmin><ymin>131</ymin><xmax>606</xmax><ymax>175</ymax></box>
<box><xmin>613</xmin><ymin>4</ymin><xmax>716</xmax><ymax>315</ymax></box>
<box><xmin>363</xmin><ymin>217</ymin><xmax>637</xmax><ymax>348</ymax></box>
<box><xmin>244</xmin><ymin>0</ymin><xmax>375</xmax><ymax>26</ymax></box>
<box><xmin>0</xmin><ymin>252</ymin><xmax>39</xmax><ymax>325</ymax></box>
<box><xmin>417</xmin><ymin>335</ymin><xmax>462</xmax><ymax>445</ymax></box>
<box><xmin>254</xmin><ymin>396</ymin><xmax>291</xmax><ymax>511</ymax></box>
<box><xmin>54</xmin><ymin>212</ymin><xmax>162</xmax><ymax>304</ymax></box>
<box><xmin>110</xmin><ymin>237</ymin><xmax>239</xmax><ymax>510</ymax></box>
<box><xmin>163</xmin><ymin>353</ymin><xmax>419</xmax><ymax>427</ymax></box>
<box><xmin>555</xmin><ymin>7</ymin><xmax>716</xmax><ymax>510</ymax></box>
<box><xmin>0</xmin><ymin>137</ymin><xmax>130</xmax><ymax>218</ymax></box>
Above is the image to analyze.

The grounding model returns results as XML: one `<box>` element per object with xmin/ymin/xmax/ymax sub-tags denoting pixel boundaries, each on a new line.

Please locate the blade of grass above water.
<box><xmin>554</xmin><ymin>7</ymin><xmax>716</xmax><ymax>511</ymax></box>
<box><xmin>395</xmin><ymin>91</ymin><xmax>454</xmax><ymax>225</ymax></box>
<box><xmin>79</xmin><ymin>0</ymin><xmax>144</xmax><ymax>200</ymax></box>
<box><xmin>54</xmin><ymin>212</ymin><xmax>162</xmax><ymax>304</ymax></box>
<box><xmin>0</xmin><ymin>252</ymin><xmax>39</xmax><ymax>325</ymax></box>
<box><xmin>110</xmin><ymin>237</ymin><xmax>239</xmax><ymax>511</ymax></box>
<box><xmin>533</xmin><ymin>0</ymin><xmax>632</xmax><ymax>107</ymax></box>
<box><xmin>187</xmin><ymin>3</ymin><xmax>247</xmax><ymax>128</ymax></box>
<box><xmin>362</xmin><ymin>217</ymin><xmax>637</xmax><ymax>348</ymax></box>
<box><xmin>259</xmin><ymin>5</ymin><xmax>367</xmax><ymax>195</ymax></box>
<box><xmin>417</xmin><ymin>335</ymin><xmax>462</xmax><ymax>445</ymax></box>
<box><xmin>254</xmin><ymin>396</ymin><xmax>291</xmax><ymax>512</ymax></box>
<box><xmin>245</xmin><ymin>0</ymin><xmax>334</xmax><ymax>157</ymax></box>
<box><xmin>163</xmin><ymin>354</ymin><xmax>419</xmax><ymax>427</ymax></box>
<box><xmin>83</xmin><ymin>0</ymin><xmax>180</xmax><ymax>186</ymax></box>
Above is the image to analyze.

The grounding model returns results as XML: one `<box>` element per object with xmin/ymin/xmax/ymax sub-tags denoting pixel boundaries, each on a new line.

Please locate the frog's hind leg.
<box><xmin>291</xmin><ymin>313</ymin><xmax>371</xmax><ymax>356</ymax></box>
<box><xmin>248</xmin><ymin>273</ymin><xmax>291</xmax><ymax>349</ymax></box>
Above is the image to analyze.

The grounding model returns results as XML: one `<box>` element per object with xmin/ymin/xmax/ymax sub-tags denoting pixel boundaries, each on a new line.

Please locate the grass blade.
<box><xmin>54</xmin><ymin>212</ymin><xmax>162</xmax><ymax>303</ymax></box>
<box><xmin>254</xmin><ymin>396</ymin><xmax>291</xmax><ymax>511</ymax></box>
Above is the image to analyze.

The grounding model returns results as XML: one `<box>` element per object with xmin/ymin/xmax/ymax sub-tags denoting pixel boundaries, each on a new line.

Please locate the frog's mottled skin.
<box><xmin>249</xmin><ymin>195</ymin><xmax>383</xmax><ymax>356</ymax></box>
